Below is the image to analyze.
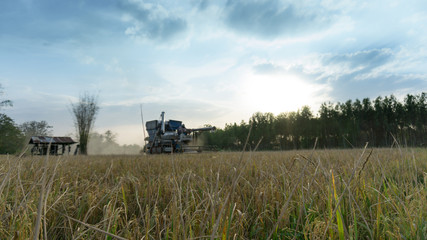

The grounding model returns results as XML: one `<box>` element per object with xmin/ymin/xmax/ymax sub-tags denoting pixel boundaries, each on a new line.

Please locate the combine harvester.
<box><xmin>144</xmin><ymin>112</ymin><xmax>216</xmax><ymax>154</ymax></box>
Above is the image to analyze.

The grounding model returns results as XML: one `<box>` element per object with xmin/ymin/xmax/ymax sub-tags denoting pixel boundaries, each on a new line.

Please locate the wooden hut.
<box><xmin>29</xmin><ymin>136</ymin><xmax>77</xmax><ymax>155</ymax></box>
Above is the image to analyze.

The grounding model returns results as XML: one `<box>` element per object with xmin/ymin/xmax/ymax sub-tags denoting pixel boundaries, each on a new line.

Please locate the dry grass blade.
<box><xmin>321</xmin><ymin>142</ymin><xmax>369</xmax><ymax>239</ymax></box>
<box><xmin>342</xmin><ymin>180</ymin><xmax>373</xmax><ymax>238</ymax></box>
<box><xmin>43</xmin><ymin>156</ymin><xmax>61</xmax><ymax>240</ymax></box>
<box><xmin>51</xmin><ymin>208</ymin><xmax>128</xmax><ymax>240</ymax></box>
<box><xmin>33</xmin><ymin>140</ymin><xmax>52</xmax><ymax>240</ymax></box>
<box><xmin>358</xmin><ymin>148</ymin><xmax>373</xmax><ymax>180</ymax></box>
<box><xmin>267</xmin><ymin>138</ymin><xmax>318</xmax><ymax>240</ymax></box>
<box><xmin>210</xmin><ymin>124</ymin><xmax>255</xmax><ymax>240</ymax></box>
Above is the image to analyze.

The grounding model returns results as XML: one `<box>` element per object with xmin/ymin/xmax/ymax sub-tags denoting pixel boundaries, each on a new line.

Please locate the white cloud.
<box><xmin>81</xmin><ymin>55</ymin><xmax>95</xmax><ymax>65</ymax></box>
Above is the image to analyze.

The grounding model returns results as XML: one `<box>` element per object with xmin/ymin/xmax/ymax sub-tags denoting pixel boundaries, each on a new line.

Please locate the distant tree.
<box><xmin>0</xmin><ymin>114</ymin><xmax>24</xmax><ymax>154</ymax></box>
<box><xmin>249</xmin><ymin>112</ymin><xmax>275</xmax><ymax>150</ymax></box>
<box><xmin>0</xmin><ymin>84</ymin><xmax>12</xmax><ymax>110</ymax></box>
<box><xmin>19</xmin><ymin>120</ymin><xmax>53</xmax><ymax>138</ymax></box>
<box><xmin>296</xmin><ymin>106</ymin><xmax>315</xmax><ymax>148</ymax></box>
<box><xmin>0</xmin><ymin>85</ymin><xmax>23</xmax><ymax>154</ymax></box>
<box><xmin>71</xmin><ymin>93</ymin><xmax>99</xmax><ymax>155</ymax></box>
<box><xmin>104</xmin><ymin>130</ymin><xmax>117</xmax><ymax>143</ymax></box>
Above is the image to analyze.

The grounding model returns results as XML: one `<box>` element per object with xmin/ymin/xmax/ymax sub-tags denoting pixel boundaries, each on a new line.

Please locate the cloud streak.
<box><xmin>120</xmin><ymin>0</ymin><xmax>188</xmax><ymax>42</ymax></box>
<box><xmin>323</xmin><ymin>49</ymin><xmax>394</xmax><ymax>76</ymax></box>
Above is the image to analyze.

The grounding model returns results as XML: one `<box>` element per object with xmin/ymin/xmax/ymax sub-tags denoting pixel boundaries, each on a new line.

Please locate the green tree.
<box><xmin>351</xmin><ymin>99</ymin><xmax>363</xmax><ymax>145</ymax></box>
<box><xmin>416</xmin><ymin>93</ymin><xmax>427</xmax><ymax>144</ymax></box>
<box><xmin>319</xmin><ymin>102</ymin><xmax>340</xmax><ymax>148</ymax></box>
<box><xmin>0</xmin><ymin>84</ymin><xmax>24</xmax><ymax>154</ymax></box>
<box><xmin>275</xmin><ymin>112</ymin><xmax>292</xmax><ymax>150</ymax></box>
<box><xmin>19</xmin><ymin>120</ymin><xmax>53</xmax><ymax>139</ymax></box>
<box><xmin>249</xmin><ymin>112</ymin><xmax>275</xmax><ymax>150</ymax></box>
<box><xmin>360</xmin><ymin>98</ymin><xmax>374</xmax><ymax>144</ymax></box>
<box><xmin>296</xmin><ymin>106</ymin><xmax>315</xmax><ymax>149</ymax></box>
<box><xmin>0</xmin><ymin>114</ymin><xmax>24</xmax><ymax>154</ymax></box>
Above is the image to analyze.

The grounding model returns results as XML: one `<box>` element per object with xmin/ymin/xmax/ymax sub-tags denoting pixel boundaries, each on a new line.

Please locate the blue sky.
<box><xmin>1</xmin><ymin>0</ymin><xmax>427</xmax><ymax>145</ymax></box>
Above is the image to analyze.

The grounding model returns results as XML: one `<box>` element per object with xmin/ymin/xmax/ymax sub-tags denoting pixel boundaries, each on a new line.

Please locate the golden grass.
<box><xmin>0</xmin><ymin>148</ymin><xmax>426</xmax><ymax>239</ymax></box>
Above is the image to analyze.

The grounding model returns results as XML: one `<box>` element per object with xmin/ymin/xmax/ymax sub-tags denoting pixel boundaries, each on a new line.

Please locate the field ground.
<box><xmin>0</xmin><ymin>148</ymin><xmax>426</xmax><ymax>239</ymax></box>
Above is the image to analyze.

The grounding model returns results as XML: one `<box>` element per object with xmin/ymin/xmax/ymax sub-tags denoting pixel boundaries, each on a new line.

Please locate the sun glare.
<box><xmin>242</xmin><ymin>74</ymin><xmax>319</xmax><ymax>115</ymax></box>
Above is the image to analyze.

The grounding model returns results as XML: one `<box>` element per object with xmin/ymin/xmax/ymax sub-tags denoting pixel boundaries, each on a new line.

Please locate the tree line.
<box><xmin>0</xmin><ymin>84</ymin><xmax>88</xmax><ymax>154</ymax></box>
<box><xmin>201</xmin><ymin>93</ymin><xmax>427</xmax><ymax>150</ymax></box>
<box><xmin>0</xmin><ymin>114</ymin><xmax>140</xmax><ymax>155</ymax></box>
<box><xmin>2</xmin><ymin>82</ymin><xmax>426</xmax><ymax>153</ymax></box>
<box><xmin>1</xmin><ymin>85</ymin><xmax>139</xmax><ymax>155</ymax></box>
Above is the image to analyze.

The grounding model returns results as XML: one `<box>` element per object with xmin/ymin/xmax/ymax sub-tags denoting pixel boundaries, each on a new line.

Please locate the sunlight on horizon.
<box><xmin>242</xmin><ymin>73</ymin><xmax>323</xmax><ymax>115</ymax></box>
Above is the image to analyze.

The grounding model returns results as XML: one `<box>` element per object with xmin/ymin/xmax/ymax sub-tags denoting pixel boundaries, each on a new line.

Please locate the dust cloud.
<box><xmin>87</xmin><ymin>131</ymin><xmax>142</xmax><ymax>155</ymax></box>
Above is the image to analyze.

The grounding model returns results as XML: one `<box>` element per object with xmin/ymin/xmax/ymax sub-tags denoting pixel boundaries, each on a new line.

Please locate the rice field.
<box><xmin>0</xmin><ymin>147</ymin><xmax>426</xmax><ymax>239</ymax></box>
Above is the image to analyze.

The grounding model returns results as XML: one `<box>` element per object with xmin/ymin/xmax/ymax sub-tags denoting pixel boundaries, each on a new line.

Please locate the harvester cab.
<box><xmin>144</xmin><ymin>112</ymin><xmax>216</xmax><ymax>154</ymax></box>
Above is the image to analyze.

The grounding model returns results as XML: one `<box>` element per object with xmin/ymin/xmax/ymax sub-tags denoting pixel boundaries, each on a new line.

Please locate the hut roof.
<box><xmin>29</xmin><ymin>136</ymin><xmax>77</xmax><ymax>145</ymax></box>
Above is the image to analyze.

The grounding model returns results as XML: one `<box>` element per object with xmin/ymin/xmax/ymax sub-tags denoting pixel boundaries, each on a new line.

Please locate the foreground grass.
<box><xmin>0</xmin><ymin>148</ymin><xmax>426</xmax><ymax>239</ymax></box>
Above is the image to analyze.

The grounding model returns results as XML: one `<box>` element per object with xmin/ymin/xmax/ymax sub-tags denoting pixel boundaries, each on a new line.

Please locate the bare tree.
<box><xmin>71</xmin><ymin>93</ymin><xmax>99</xmax><ymax>155</ymax></box>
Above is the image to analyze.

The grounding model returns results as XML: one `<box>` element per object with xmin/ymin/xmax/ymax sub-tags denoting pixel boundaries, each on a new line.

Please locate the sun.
<box><xmin>242</xmin><ymin>73</ymin><xmax>320</xmax><ymax>115</ymax></box>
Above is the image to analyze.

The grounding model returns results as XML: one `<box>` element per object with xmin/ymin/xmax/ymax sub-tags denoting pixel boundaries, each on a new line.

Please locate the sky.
<box><xmin>1</xmin><ymin>0</ymin><xmax>427</xmax><ymax>146</ymax></box>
